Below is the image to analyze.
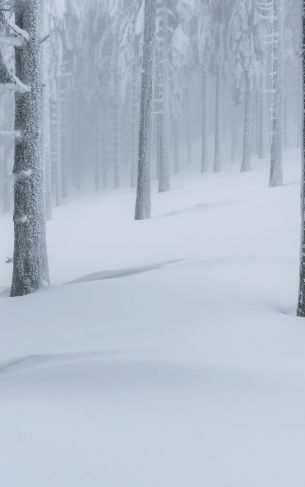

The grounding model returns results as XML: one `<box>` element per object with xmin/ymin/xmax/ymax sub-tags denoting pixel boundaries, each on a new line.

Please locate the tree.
<box><xmin>155</xmin><ymin>0</ymin><xmax>171</xmax><ymax>192</ymax></box>
<box><xmin>197</xmin><ymin>0</ymin><xmax>212</xmax><ymax>173</ymax></box>
<box><xmin>135</xmin><ymin>0</ymin><xmax>156</xmax><ymax>220</ymax></box>
<box><xmin>230</xmin><ymin>0</ymin><xmax>263</xmax><ymax>172</ymax></box>
<box><xmin>269</xmin><ymin>0</ymin><xmax>284</xmax><ymax>187</ymax></box>
<box><xmin>297</xmin><ymin>0</ymin><xmax>305</xmax><ymax>317</ymax></box>
<box><xmin>11</xmin><ymin>0</ymin><xmax>49</xmax><ymax>296</ymax></box>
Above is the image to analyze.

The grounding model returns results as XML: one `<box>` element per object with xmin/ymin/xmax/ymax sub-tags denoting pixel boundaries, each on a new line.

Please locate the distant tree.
<box><xmin>135</xmin><ymin>0</ymin><xmax>156</xmax><ymax>220</ymax></box>
<box><xmin>269</xmin><ymin>0</ymin><xmax>284</xmax><ymax>187</ymax></box>
<box><xmin>230</xmin><ymin>0</ymin><xmax>263</xmax><ymax>172</ymax></box>
<box><xmin>197</xmin><ymin>0</ymin><xmax>212</xmax><ymax>173</ymax></box>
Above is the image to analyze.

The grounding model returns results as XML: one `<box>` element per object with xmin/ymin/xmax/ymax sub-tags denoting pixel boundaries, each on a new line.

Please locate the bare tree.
<box><xmin>297</xmin><ymin>0</ymin><xmax>305</xmax><ymax>317</ymax></box>
<box><xmin>11</xmin><ymin>0</ymin><xmax>49</xmax><ymax>296</ymax></box>
<box><xmin>135</xmin><ymin>0</ymin><xmax>156</xmax><ymax>220</ymax></box>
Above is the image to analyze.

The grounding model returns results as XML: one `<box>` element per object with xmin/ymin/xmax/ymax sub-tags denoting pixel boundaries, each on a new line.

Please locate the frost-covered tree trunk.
<box><xmin>213</xmin><ymin>65</ymin><xmax>221</xmax><ymax>173</ymax></box>
<box><xmin>269</xmin><ymin>0</ymin><xmax>283</xmax><ymax>187</ymax></box>
<box><xmin>241</xmin><ymin>74</ymin><xmax>251</xmax><ymax>172</ymax></box>
<box><xmin>231</xmin><ymin>101</ymin><xmax>238</xmax><ymax>164</ymax></box>
<box><xmin>135</xmin><ymin>0</ymin><xmax>156</xmax><ymax>220</ymax></box>
<box><xmin>2</xmin><ymin>143</ymin><xmax>11</xmax><ymax>213</ymax></box>
<box><xmin>11</xmin><ymin>0</ymin><xmax>49</xmax><ymax>297</ymax></box>
<box><xmin>297</xmin><ymin>0</ymin><xmax>305</xmax><ymax>317</ymax></box>
<box><xmin>94</xmin><ymin>103</ymin><xmax>102</xmax><ymax>192</ymax></box>
<box><xmin>130</xmin><ymin>63</ymin><xmax>138</xmax><ymax>187</ymax></box>
<box><xmin>40</xmin><ymin>0</ymin><xmax>51</xmax><ymax>219</ymax></box>
<box><xmin>155</xmin><ymin>0</ymin><xmax>170</xmax><ymax>193</ymax></box>
<box><xmin>201</xmin><ymin>66</ymin><xmax>208</xmax><ymax>173</ymax></box>
<box><xmin>258</xmin><ymin>74</ymin><xmax>265</xmax><ymax>159</ymax></box>
<box><xmin>185</xmin><ymin>87</ymin><xmax>192</xmax><ymax>166</ymax></box>
<box><xmin>112</xmin><ymin>85</ymin><xmax>120</xmax><ymax>189</ymax></box>
<box><xmin>172</xmin><ymin>117</ymin><xmax>180</xmax><ymax>174</ymax></box>
<box><xmin>111</xmin><ymin>37</ymin><xmax>120</xmax><ymax>190</ymax></box>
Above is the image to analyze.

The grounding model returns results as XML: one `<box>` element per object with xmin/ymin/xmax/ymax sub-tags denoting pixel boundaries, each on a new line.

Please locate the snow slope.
<box><xmin>0</xmin><ymin>151</ymin><xmax>305</xmax><ymax>487</ymax></box>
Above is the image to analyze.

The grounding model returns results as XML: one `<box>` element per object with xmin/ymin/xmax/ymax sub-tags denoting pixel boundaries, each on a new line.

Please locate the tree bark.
<box><xmin>213</xmin><ymin>65</ymin><xmax>221</xmax><ymax>173</ymax></box>
<box><xmin>156</xmin><ymin>0</ymin><xmax>170</xmax><ymax>193</ymax></box>
<box><xmin>269</xmin><ymin>0</ymin><xmax>283</xmax><ymax>187</ymax></box>
<box><xmin>201</xmin><ymin>65</ymin><xmax>208</xmax><ymax>173</ymax></box>
<box><xmin>135</xmin><ymin>0</ymin><xmax>156</xmax><ymax>220</ymax></box>
<box><xmin>297</xmin><ymin>0</ymin><xmax>305</xmax><ymax>317</ymax></box>
<box><xmin>11</xmin><ymin>0</ymin><xmax>49</xmax><ymax>297</ymax></box>
<box><xmin>241</xmin><ymin>74</ymin><xmax>251</xmax><ymax>172</ymax></box>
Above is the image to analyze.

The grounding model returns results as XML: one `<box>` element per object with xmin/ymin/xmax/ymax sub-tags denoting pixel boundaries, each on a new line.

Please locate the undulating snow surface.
<box><xmin>0</xmin><ymin>151</ymin><xmax>305</xmax><ymax>487</ymax></box>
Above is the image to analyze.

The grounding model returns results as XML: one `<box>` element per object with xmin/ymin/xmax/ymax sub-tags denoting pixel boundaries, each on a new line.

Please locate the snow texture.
<box><xmin>0</xmin><ymin>149</ymin><xmax>304</xmax><ymax>487</ymax></box>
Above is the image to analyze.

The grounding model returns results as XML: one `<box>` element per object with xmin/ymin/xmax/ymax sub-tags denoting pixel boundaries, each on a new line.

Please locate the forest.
<box><xmin>0</xmin><ymin>0</ymin><xmax>305</xmax><ymax>486</ymax></box>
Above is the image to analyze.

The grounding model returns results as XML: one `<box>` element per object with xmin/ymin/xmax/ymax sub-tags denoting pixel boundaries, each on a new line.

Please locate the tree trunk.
<box><xmin>135</xmin><ymin>0</ymin><xmax>156</xmax><ymax>220</ymax></box>
<box><xmin>297</xmin><ymin>0</ymin><xmax>305</xmax><ymax>317</ymax></box>
<box><xmin>231</xmin><ymin>100</ymin><xmax>237</xmax><ymax>164</ymax></box>
<box><xmin>201</xmin><ymin>65</ymin><xmax>208</xmax><ymax>173</ymax></box>
<box><xmin>213</xmin><ymin>65</ymin><xmax>221</xmax><ymax>173</ymax></box>
<box><xmin>241</xmin><ymin>74</ymin><xmax>251</xmax><ymax>172</ymax></box>
<box><xmin>172</xmin><ymin>117</ymin><xmax>180</xmax><ymax>174</ymax></box>
<box><xmin>41</xmin><ymin>0</ymin><xmax>52</xmax><ymax>219</ymax></box>
<box><xmin>130</xmin><ymin>63</ymin><xmax>138</xmax><ymax>187</ymax></box>
<box><xmin>258</xmin><ymin>74</ymin><xmax>265</xmax><ymax>159</ymax></box>
<box><xmin>269</xmin><ymin>0</ymin><xmax>283</xmax><ymax>187</ymax></box>
<box><xmin>11</xmin><ymin>0</ymin><xmax>49</xmax><ymax>297</ymax></box>
<box><xmin>54</xmin><ymin>76</ymin><xmax>63</xmax><ymax>204</ymax></box>
<box><xmin>156</xmin><ymin>0</ymin><xmax>170</xmax><ymax>193</ymax></box>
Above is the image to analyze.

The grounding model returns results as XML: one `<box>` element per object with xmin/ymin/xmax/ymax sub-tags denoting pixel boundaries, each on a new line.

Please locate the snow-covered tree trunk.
<box><xmin>201</xmin><ymin>65</ymin><xmax>208</xmax><ymax>173</ymax></box>
<box><xmin>156</xmin><ymin>0</ymin><xmax>170</xmax><ymax>193</ymax></box>
<box><xmin>297</xmin><ymin>0</ymin><xmax>305</xmax><ymax>317</ymax></box>
<box><xmin>172</xmin><ymin>117</ymin><xmax>180</xmax><ymax>174</ymax></box>
<box><xmin>269</xmin><ymin>0</ymin><xmax>283</xmax><ymax>187</ymax></box>
<box><xmin>185</xmin><ymin>87</ymin><xmax>192</xmax><ymax>166</ymax></box>
<box><xmin>130</xmin><ymin>63</ymin><xmax>138</xmax><ymax>188</ymax></box>
<box><xmin>111</xmin><ymin>37</ymin><xmax>120</xmax><ymax>190</ymax></box>
<box><xmin>112</xmin><ymin>86</ymin><xmax>120</xmax><ymax>189</ymax></box>
<box><xmin>135</xmin><ymin>0</ymin><xmax>156</xmax><ymax>220</ymax></box>
<box><xmin>94</xmin><ymin>103</ymin><xmax>102</xmax><ymax>192</ymax></box>
<box><xmin>241</xmin><ymin>74</ymin><xmax>251</xmax><ymax>172</ymax></box>
<box><xmin>40</xmin><ymin>0</ymin><xmax>51</xmax><ymax>219</ymax></box>
<box><xmin>213</xmin><ymin>65</ymin><xmax>221</xmax><ymax>173</ymax></box>
<box><xmin>11</xmin><ymin>0</ymin><xmax>50</xmax><ymax>297</ymax></box>
<box><xmin>258</xmin><ymin>74</ymin><xmax>265</xmax><ymax>159</ymax></box>
<box><xmin>231</xmin><ymin>101</ymin><xmax>238</xmax><ymax>164</ymax></box>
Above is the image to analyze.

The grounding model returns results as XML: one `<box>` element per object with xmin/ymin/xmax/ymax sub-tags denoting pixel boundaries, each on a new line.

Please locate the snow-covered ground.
<box><xmin>0</xmin><ymin>151</ymin><xmax>305</xmax><ymax>487</ymax></box>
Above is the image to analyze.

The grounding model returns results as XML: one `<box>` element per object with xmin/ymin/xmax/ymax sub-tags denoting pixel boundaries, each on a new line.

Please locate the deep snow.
<box><xmin>0</xmin><ymin>150</ymin><xmax>305</xmax><ymax>487</ymax></box>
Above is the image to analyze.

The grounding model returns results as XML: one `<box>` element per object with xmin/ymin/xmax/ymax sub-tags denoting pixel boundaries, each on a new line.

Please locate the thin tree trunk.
<box><xmin>241</xmin><ymin>74</ymin><xmax>251</xmax><ymax>172</ymax></box>
<box><xmin>11</xmin><ymin>0</ymin><xmax>49</xmax><ymax>297</ymax></box>
<box><xmin>54</xmin><ymin>75</ymin><xmax>63</xmax><ymax>204</ymax></box>
<box><xmin>297</xmin><ymin>0</ymin><xmax>305</xmax><ymax>316</ymax></box>
<box><xmin>269</xmin><ymin>0</ymin><xmax>283</xmax><ymax>187</ymax></box>
<box><xmin>258</xmin><ymin>73</ymin><xmax>265</xmax><ymax>159</ymax></box>
<box><xmin>213</xmin><ymin>65</ymin><xmax>221</xmax><ymax>173</ymax></box>
<box><xmin>135</xmin><ymin>0</ymin><xmax>156</xmax><ymax>220</ymax></box>
<box><xmin>231</xmin><ymin>99</ymin><xmax>237</xmax><ymax>164</ymax></box>
<box><xmin>201</xmin><ymin>65</ymin><xmax>208</xmax><ymax>173</ymax></box>
<box><xmin>130</xmin><ymin>63</ymin><xmax>138</xmax><ymax>187</ymax></box>
<box><xmin>41</xmin><ymin>1</ymin><xmax>52</xmax><ymax>219</ymax></box>
<box><xmin>172</xmin><ymin>117</ymin><xmax>180</xmax><ymax>174</ymax></box>
<box><xmin>156</xmin><ymin>0</ymin><xmax>170</xmax><ymax>193</ymax></box>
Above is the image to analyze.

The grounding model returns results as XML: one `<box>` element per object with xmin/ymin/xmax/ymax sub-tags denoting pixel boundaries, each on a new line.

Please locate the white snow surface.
<box><xmin>0</xmin><ymin>150</ymin><xmax>305</xmax><ymax>487</ymax></box>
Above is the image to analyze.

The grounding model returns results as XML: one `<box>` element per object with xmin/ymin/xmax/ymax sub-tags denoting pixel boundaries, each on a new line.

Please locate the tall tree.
<box><xmin>230</xmin><ymin>0</ymin><xmax>263</xmax><ymax>172</ymax></box>
<box><xmin>269</xmin><ymin>0</ymin><xmax>284</xmax><ymax>187</ymax></box>
<box><xmin>135</xmin><ymin>0</ymin><xmax>156</xmax><ymax>220</ymax></box>
<box><xmin>11</xmin><ymin>0</ymin><xmax>49</xmax><ymax>296</ymax></box>
<box><xmin>297</xmin><ymin>0</ymin><xmax>305</xmax><ymax>317</ymax></box>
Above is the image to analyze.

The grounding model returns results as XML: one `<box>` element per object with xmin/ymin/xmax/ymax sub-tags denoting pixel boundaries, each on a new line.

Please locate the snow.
<box><xmin>0</xmin><ymin>150</ymin><xmax>305</xmax><ymax>487</ymax></box>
